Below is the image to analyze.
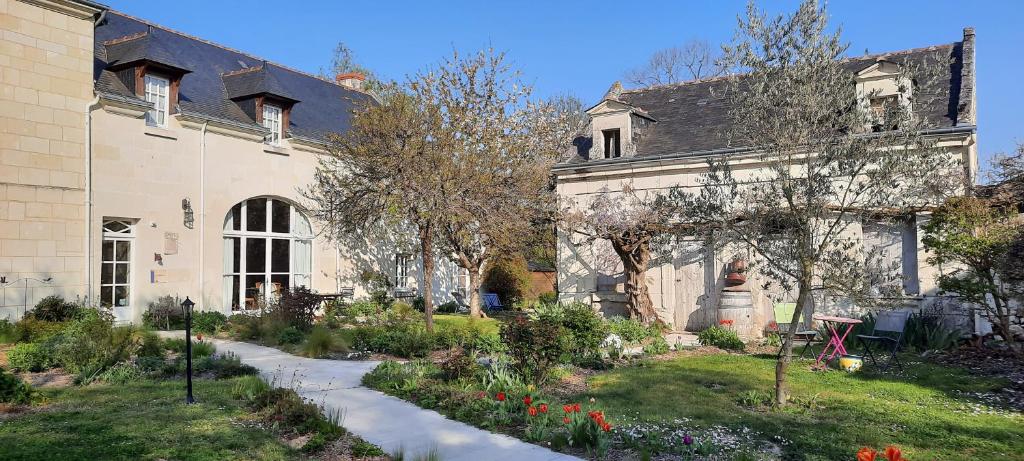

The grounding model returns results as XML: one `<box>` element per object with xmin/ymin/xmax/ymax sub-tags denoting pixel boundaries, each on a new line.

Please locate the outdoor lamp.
<box><xmin>180</xmin><ymin>296</ymin><xmax>196</xmax><ymax>404</ymax></box>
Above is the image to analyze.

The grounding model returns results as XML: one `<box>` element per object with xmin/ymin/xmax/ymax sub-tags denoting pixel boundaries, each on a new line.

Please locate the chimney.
<box><xmin>335</xmin><ymin>72</ymin><xmax>365</xmax><ymax>91</ymax></box>
<box><xmin>956</xmin><ymin>27</ymin><xmax>976</xmax><ymax>126</ymax></box>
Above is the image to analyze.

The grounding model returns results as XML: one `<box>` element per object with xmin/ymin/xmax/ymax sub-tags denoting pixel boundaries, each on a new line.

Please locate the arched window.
<box><xmin>223</xmin><ymin>197</ymin><xmax>313</xmax><ymax>310</ymax></box>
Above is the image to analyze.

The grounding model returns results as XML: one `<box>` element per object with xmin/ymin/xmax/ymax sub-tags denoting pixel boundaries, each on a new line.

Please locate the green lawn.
<box><xmin>432</xmin><ymin>313</ymin><xmax>501</xmax><ymax>335</ymax></box>
<box><xmin>0</xmin><ymin>378</ymin><xmax>296</xmax><ymax>461</ymax></box>
<box><xmin>573</xmin><ymin>353</ymin><xmax>1024</xmax><ymax>460</ymax></box>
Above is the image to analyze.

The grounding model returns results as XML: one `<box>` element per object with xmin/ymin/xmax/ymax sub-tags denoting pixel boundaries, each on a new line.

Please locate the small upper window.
<box><xmin>144</xmin><ymin>74</ymin><xmax>169</xmax><ymax>127</ymax></box>
<box><xmin>869</xmin><ymin>95</ymin><xmax>901</xmax><ymax>132</ymax></box>
<box><xmin>262</xmin><ymin>104</ymin><xmax>282</xmax><ymax>145</ymax></box>
<box><xmin>395</xmin><ymin>253</ymin><xmax>410</xmax><ymax>289</ymax></box>
<box><xmin>602</xmin><ymin>129</ymin><xmax>621</xmax><ymax>159</ymax></box>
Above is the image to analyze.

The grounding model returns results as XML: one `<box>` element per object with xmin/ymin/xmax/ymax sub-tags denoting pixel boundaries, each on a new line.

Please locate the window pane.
<box><xmin>293</xmin><ymin>212</ymin><xmax>312</xmax><ymax>238</ymax></box>
<box><xmin>271</xmin><ymin>200</ymin><xmax>290</xmax><ymax>233</ymax></box>
<box><xmin>226</xmin><ymin>203</ymin><xmax>241</xmax><ymax>231</ymax></box>
<box><xmin>101</xmin><ymin>263</ymin><xmax>113</xmax><ymax>284</ymax></box>
<box><xmin>114</xmin><ymin>264</ymin><xmax>128</xmax><ymax>284</ymax></box>
<box><xmin>114</xmin><ymin>286</ymin><xmax>129</xmax><ymax>307</ymax></box>
<box><xmin>100</xmin><ymin>286</ymin><xmax>113</xmax><ymax>308</ymax></box>
<box><xmin>246</xmin><ymin>199</ymin><xmax>266</xmax><ymax>232</ymax></box>
<box><xmin>245</xmin><ymin>238</ymin><xmax>266</xmax><ymax>273</ymax></box>
<box><xmin>115</xmin><ymin>241</ymin><xmax>130</xmax><ymax>261</ymax></box>
<box><xmin>270</xmin><ymin>274</ymin><xmax>289</xmax><ymax>295</ymax></box>
<box><xmin>102</xmin><ymin>241</ymin><xmax>113</xmax><ymax>261</ymax></box>
<box><xmin>293</xmin><ymin>240</ymin><xmax>311</xmax><ymax>275</ymax></box>
<box><xmin>294</xmin><ymin>274</ymin><xmax>310</xmax><ymax>288</ymax></box>
<box><xmin>222</xmin><ymin>237</ymin><xmax>240</xmax><ymax>273</ymax></box>
<box><xmin>244</xmin><ymin>275</ymin><xmax>264</xmax><ymax>308</ymax></box>
<box><xmin>271</xmin><ymin>238</ymin><xmax>289</xmax><ymax>273</ymax></box>
<box><xmin>223</xmin><ymin>275</ymin><xmax>240</xmax><ymax>310</ymax></box>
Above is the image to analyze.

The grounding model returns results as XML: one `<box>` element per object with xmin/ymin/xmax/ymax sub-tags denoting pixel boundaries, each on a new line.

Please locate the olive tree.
<box><xmin>689</xmin><ymin>0</ymin><xmax>961</xmax><ymax>405</ymax></box>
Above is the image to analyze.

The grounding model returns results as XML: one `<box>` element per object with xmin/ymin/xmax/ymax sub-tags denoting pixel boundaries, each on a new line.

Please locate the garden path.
<box><xmin>213</xmin><ymin>339</ymin><xmax>583</xmax><ymax>461</ymax></box>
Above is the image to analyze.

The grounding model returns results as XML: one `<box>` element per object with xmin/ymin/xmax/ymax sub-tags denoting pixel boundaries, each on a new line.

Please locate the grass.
<box><xmin>432</xmin><ymin>314</ymin><xmax>501</xmax><ymax>335</ymax></box>
<box><xmin>574</xmin><ymin>353</ymin><xmax>1024</xmax><ymax>460</ymax></box>
<box><xmin>0</xmin><ymin>377</ymin><xmax>296</xmax><ymax>461</ymax></box>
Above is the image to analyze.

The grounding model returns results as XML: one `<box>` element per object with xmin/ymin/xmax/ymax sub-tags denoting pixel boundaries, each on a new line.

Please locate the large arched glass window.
<box><xmin>223</xmin><ymin>198</ymin><xmax>313</xmax><ymax>310</ymax></box>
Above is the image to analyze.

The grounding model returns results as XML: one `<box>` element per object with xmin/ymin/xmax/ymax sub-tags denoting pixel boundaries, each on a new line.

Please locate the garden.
<box><xmin>0</xmin><ymin>295</ymin><xmax>387</xmax><ymax>461</ymax></box>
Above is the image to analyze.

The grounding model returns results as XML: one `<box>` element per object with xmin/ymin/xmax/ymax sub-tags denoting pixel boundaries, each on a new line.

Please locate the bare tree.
<box><xmin>687</xmin><ymin>0</ymin><xmax>961</xmax><ymax>405</ymax></box>
<box><xmin>625</xmin><ymin>39</ymin><xmax>724</xmax><ymax>87</ymax></box>
<box><xmin>306</xmin><ymin>84</ymin><xmax>452</xmax><ymax>332</ymax></box>
<box><xmin>421</xmin><ymin>49</ymin><xmax>581</xmax><ymax>317</ymax></box>
<box><xmin>319</xmin><ymin>41</ymin><xmax>380</xmax><ymax>91</ymax></box>
<box><xmin>561</xmin><ymin>184</ymin><xmax>680</xmax><ymax>324</ymax></box>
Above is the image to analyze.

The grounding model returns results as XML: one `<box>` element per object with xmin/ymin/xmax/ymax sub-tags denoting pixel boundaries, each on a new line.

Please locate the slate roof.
<box><xmin>94</xmin><ymin>11</ymin><xmax>373</xmax><ymax>141</ymax></box>
<box><xmin>566</xmin><ymin>42</ymin><xmax>970</xmax><ymax>164</ymax></box>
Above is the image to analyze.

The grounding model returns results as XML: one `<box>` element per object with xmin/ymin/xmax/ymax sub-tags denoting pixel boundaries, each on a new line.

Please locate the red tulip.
<box><xmin>601</xmin><ymin>422</ymin><xmax>611</xmax><ymax>432</ymax></box>
<box><xmin>523</xmin><ymin>395</ymin><xmax>533</xmax><ymax>406</ymax></box>
<box><xmin>563</xmin><ymin>404</ymin><xmax>573</xmax><ymax>414</ymax></box>
<box><xmin>528</xmin><ymin>406</ymin><xmax>538</xmax><ymax>417</ymax></box>
<box><xmin>572</xmin><ymin>403</ymin><xmax>581</xmax><ymax>413</ymax></box>
<box><xmin>884</xmin><ymin>446</ymin><xmax>903</xmax><ymax>461</ymax></box>
<box><xmin>496</xmin><ymin>392</ymin><xmax>506</xmax><ymax>402</ymax></box>
<box><xmin>857</xmin><ymin>448</ymin><xmax>877</xmax><ymax>461</ymax></box>
<box><xmin>539</xmin><ymin>404</ymin><xmax>548</xmax><ymax>413</ymax></box>
<box><xmin>563</xmin><ymin>417</ymin><xmax>571</xmax><ymax>424</ymax></box>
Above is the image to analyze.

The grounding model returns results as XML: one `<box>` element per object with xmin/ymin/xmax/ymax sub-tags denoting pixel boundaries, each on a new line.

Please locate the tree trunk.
<box><xmin>776</xmin><ymin>267</ymin><xmax>813</xmax><ymax>406</ymax></box>
<box><xmin>468</xmin><ymin>268</ymin><xmax>483</xmax><ymax>319</ymax></box>
<box><xmin>419</xmin><ymin>225</ymin><xmax>435</xmax><ymax>333</ymax></box>
<box><xmin>611</xmin><ymin>236</ymin><xmax>658</xmax><ymax>324</ymax></box>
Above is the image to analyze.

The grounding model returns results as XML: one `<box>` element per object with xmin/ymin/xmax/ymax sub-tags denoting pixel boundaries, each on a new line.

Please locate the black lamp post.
<box><xmin>180</xmin><ymin>296</ymin><xmax>195</xmax><ymax>404</ymax></box>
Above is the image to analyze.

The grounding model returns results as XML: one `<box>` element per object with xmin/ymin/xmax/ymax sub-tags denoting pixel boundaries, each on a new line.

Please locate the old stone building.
<box><xmin>1</xmin><ymin>0</ymin><xmax>464</xmax><ymax>322</ymax></box>
<box><xmin>554</xmin><ymin>29</ymin><xmax>978</xmax><ymax>334</ymax></box>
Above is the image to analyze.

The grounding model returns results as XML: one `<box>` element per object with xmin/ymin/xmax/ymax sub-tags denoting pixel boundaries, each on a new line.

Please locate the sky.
<box><xmin>105</xmin><ymin>0</ymin><xmax>1022</xmax><ymax>171</ymax></box>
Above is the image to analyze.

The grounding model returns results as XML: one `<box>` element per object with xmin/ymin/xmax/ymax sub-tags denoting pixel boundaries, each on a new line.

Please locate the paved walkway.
<box><xmin>211</xmin><ymin>339</ymin><xmax>582</xmax><ymax>461</ymax></box>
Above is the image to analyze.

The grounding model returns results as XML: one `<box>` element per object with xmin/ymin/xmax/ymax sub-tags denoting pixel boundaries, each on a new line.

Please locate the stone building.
<box><xmin>553</xmin><ymin>29</ymin><xmax>978</xmax><ymax>334</ymax></box>
<box><xmin>1</xmin><ymin>0</ymin><xmax>464</xmax><ymax>322</ymax></box>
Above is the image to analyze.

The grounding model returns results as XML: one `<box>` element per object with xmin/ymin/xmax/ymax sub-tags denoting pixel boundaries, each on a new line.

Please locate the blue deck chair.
<box><xmin>856</xmin><ymin>310</ymin><xmax>911</xmax><ymax>371</ymax></box>
<box><xmin>482</xmin><ymin>293</ymin><xmax>504</xmax><ymax>311</ymax></box>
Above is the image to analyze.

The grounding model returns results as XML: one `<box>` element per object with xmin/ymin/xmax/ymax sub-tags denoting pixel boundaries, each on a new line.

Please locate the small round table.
<box><xmin>811</xmin><ymin>314</ymin><xmax>862</xmax><ymax>367</ymax></box>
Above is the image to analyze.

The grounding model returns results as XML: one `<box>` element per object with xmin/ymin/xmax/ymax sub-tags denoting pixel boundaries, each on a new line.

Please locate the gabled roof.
<box><xmin>103</xmin><ymin>27</ymin><xmax>191</xmax><ymax>73</ymax></box>
<box><xmin>222</xmin><ymin>65</ymin><xmax>299</xmax><ymax>102</ymax></box>
<box><xmin>95</xmin><ymin>11</ymin><xmax>373</xmax><ymax>141</ymax></box>
<box><xmin>564</xmin><ymin>40</ymin><xmax>972</xmax><ymax>165</ymax></box>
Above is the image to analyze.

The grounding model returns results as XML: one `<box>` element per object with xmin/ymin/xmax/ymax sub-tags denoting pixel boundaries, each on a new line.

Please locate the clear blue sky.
<box><xmin>106</xmin><ymin>0</ymin><xmax>1022</xmax><ymax>169</ymax></box>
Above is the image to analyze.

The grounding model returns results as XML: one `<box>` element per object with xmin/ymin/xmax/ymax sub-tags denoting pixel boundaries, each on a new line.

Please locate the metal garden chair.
<box><xmin>856</xmin><ymin>310</ymin><xmax>911</xmax><ymax>371</ymax></box>
<box><xmin>770</xmin><ymin>303</ymin><xmax>818</xmax><ymax>359</ymax></box>
<box><xmin>482</xmin><ymin>293</ymin><xmax>504</xmax><ymax>312</ymax></box>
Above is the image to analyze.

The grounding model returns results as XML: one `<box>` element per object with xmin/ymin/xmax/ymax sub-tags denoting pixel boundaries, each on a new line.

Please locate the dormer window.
<box><xmin>262</xmin><ymin>103</ymin><xmax>282</xmax><ymax>145</ymax></box>
<box><xmin>603</xmin><ymin>129</ymin><xmax>621</xmax><ymax>158</ymax></box>
<box><xmin>144</xmin><ymin>74</ymin><xmax>170</xmax><ymax>127</ymax></box>
<box><xmin>869</xmin><ymin>95</ymin><xmax>900</xmax><ymax>132</ymax></box>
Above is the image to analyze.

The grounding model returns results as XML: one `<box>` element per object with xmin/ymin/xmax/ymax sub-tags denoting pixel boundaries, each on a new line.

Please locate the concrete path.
<box><xmin>211</xmin><ymin>339</ymin><xmax>582</xmax><ymax>461</ymax></box>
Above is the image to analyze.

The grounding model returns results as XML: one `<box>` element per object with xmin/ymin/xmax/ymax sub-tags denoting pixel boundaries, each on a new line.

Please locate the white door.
<box><xmin>673</xmin><ymin>241</ymin><xmax>714</xmax><ymax>331</ymax></box>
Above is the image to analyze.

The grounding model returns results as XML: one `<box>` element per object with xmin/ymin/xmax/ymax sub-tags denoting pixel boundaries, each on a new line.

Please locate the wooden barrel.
<box><xmin>718</xmin><ymin>291</ymin><xmax>756</xmax><ymax>339</ymax></box>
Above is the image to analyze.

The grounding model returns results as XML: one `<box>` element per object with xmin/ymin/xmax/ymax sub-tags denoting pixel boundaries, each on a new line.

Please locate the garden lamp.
<box><xmin>180</xmin><ymin>296</ymin><xmax>195</xmax><ymax>404</ymax></box>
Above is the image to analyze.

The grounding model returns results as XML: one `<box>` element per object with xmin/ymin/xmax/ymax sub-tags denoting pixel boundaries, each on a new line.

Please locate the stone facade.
<box><xmin>0</xmin><ymin>0</ymin><xmax>100</xmax><ymax>319</ymax></box>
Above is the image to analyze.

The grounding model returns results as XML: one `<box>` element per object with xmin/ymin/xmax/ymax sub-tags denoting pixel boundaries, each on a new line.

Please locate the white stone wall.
<box><xmin>0</xmin><ymin>0</ymin><xmax>98</xmax><ymax>320</ymax></box>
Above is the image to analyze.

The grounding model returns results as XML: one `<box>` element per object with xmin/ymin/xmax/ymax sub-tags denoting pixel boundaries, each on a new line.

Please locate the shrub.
<box><xmin>192</xmin><ymin>352</ymin><xmax>258</xmax><ymax>379</ymax></box>
<box><xmin>392</xmin><ymin>325</ymin><xmax>433</xmax><ymax>358</ymax></box>
<box><xmin>0</xmin><ymin>320</ymin><xmax>14</xmax><ymax>344</ymax></box>
<box><xmin>697</xmin><ymin>326</ymin><xmax>745</xmax><ymax>351</ymax></box>
<box><xmin>226</xmin><ymin>314</ymin><xmax>261</xmax><ymax>340</ymax></box>
<box><xmin>0</xmin><ymin>367</ymin><xmax>33</xmax><ymax>404</ymax></box>
<box><xmin>136</xmin><ymin>330</ymin><xmax>164</xmax><ymax>358</ymax></box>
<box><xmin>302</xmin><ymin>326</ymin><xmax>339</xmax><ymax>358</ymax></box>
<box><xmin>163</xmin><ymin>338</ymin><xmax>216</xmax><ymax>358</ymax></box>
<box><xmin>26</xmin><ymin>296</ymin><xmax>80</xmax><ymax>322</ymax></box>
<box><xmin>277</xmin><ymin>326</ymin><xmax>304</xmax><ymax>345</ymax></box>
<box><xmin>553</xmin><ymin>302</ymin><xmax>608</xmax><ymax>361</ymax></box>
<box><xmin>608</xmin><ymin>316</ymin><xmax>656</xmax><ymax>344</ymax></box>
<box><xmin>352</xmin><ymin>322</ymin><xmax>433</xmax><ymax>358</ymax></box>
<box><xmin>436</xmin><ymin>301</ymin><xmax>460</xmax><ymax>314</ymax></box>
<box><xmin>346</xmin><ymin>300</ymin><xmax>383</xmax><ymax>319</ymax></box>
<box><xmin>13</xmin><ymin>318</ymin><xmax>65</xmax><ymax>343</ymax></box>
<box><xmin>192</xmin><ymin>311</ymin><xmax>228</xmax><ymax>335</ymax></box>
<box><xmin>142</xmin><ymin>295</ymin><xmax>184</xmax><ymax>330</ymax></box>
<box><xmin>95</xmin><ymin>362</ymin><xmax>145</xmax><ymax>385</ymax></box>
<box><xmin>231</xmin><ymin>374</ymin><xmax>270</xmax><ymax>403</ymax></box>
<box><xmin>439</xmin><ymin>349</ymin><xmax>477</xmax><ymax>381</ymax></box>
<box><xmin>384</xmin><ymin>302</ymin><xmax>420</xmax><ymax>324</ymax></box>
<box><xmin>7</xmin><ymin>342</ymin><xmax>54</xmax><ymax>372</ymax></box>
<box><xmin>500</xmin><ymin>316</ymin><xmax>568</xmax><ymax>384</ymax></box>
<box><xmin>274</xmin><ymin>286</ymin><xmax>321</xmax><ymax>331</ymax></box>
<box><xmin>483</xmin><ymin>255</ymin><xmax>532</xmax><ymax>305</ymax></box>
<box><xmin>54</xmin><ymin>316</ymin><xmax>138</xmax><ymax>381</ymax></box>
<box><xmin>538</xmin><ymin>291</ymin><xmax>558</xmax><ymax>305</ymax></box>
<box><xmin>360</xmin><ymin>270</ymin><xmax>394</xmax><ymax>310</ymax></box>
<box><xmin>642</xmin><ymin>334</ymin><xmax>670</xmax><ymax>355</ymax></box>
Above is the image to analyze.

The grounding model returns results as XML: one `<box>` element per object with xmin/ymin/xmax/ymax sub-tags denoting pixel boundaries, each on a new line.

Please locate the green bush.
<box><xmin>277</xmin><ymin>326</ymin><xmax>304</xmax><ymax>345</ymax></box>
<box><xmin>642</xmin><ymin>334</ymin><xmax>670</xmax><ymax>355</ymax></box>
<box><xmin>273</xmin><ymin>286</ymin><xmax>321</xmax><ymax>331</ymax></box>
<box><xmin>346</xmin><ymin>300</ymin><xmax>383</xmax><ymax>319</ymax></box>
<box><xmin>136</xmin><ymin>330</ymin><xmax>163</xmax><ymax>358</ymax></box>
<box><xmin>226</xmin><ymin>314</ymin><xmax>261</xmax><ymax>340</ymax></box>
<box><xmin>608</xmin><ymin>316</ymin><xmax>656</xmax><ymax>344</ymax></box>
<box><xmin>483</xmin><ymin>255</ymin><xmax>532</xmax><ymax>305</ymax></box>
<box><xmin>231</xmin><ymin>374</ymin><xmax>270</xmax><ymax>403</ymax></box>
<box><xmin>26</xmin><ymin>295</ymin><xmax>80</xmax><ymax>322</ymax></box>
<box><xmin>163</xmin><ymin>338</ymin><xmax>215</xmax><ymax>358</ymax></box>
<box><xmin>13</xmin><ymin>318</ymin><xmax>65</xmax><ymax>343</ymax></box>
<box><xmin>192</xmin><ymin>352</ymin><xmax>257</xmax><ymax>379</ymax></box>
<box><xmin>7</xmin><ymin>342</ymin><xmax>54</xmax><ymax>372</ymax></box>
<box><xmin>54</xmin><ymin>315</ymin><xmax>138</xmax><ymax>380</ymax></box>
<box><xmin>95</xmin><ymin>362</ymin><xmax>145</xmax><ymax>385</ymax></box>
<box><xmin>500</xmin><ymin>316</ymin><xmax>568</xmax><ymax>384</ymax></box>
<box><xmin>192</xmin><ymin>311</ymin><xmax>228</xmax><ymax>335</ymax></box>
<box><xmin>0</xmin><ymin>367</ymin><xmax>34</xmax><ymax>404</ymax></box>
<box><xmin>302</xmin><ymin>326</ymin><xmax>340</xmax><ymax>358</ymax></box>
<box><xmin>351</xmin><ymin>322</ymin><xmax>433</xmax><ymax>358</ymax></box>
<box><xmin>537</xmin><ymin>291</ymin><xmax>558</xmax><ymax>305</ymax></box>
<box><xmin>0</xmin><ymin>319</ymin><xmax>16</xmax><ymax>344</ymax></box>
<box><xmin>554</xmin><ymin>302</ymin><xmax>608</xmax><ymax>361</ymax></box>
<box><xmin>436</xmin><ymin>301</ymin><xmax>460</xmax><ymax>314</ymax></box>
<box><xmin>697</xmin><ymin>326</ymin><xmax>745</xmax><ymax>351</ymax></box>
